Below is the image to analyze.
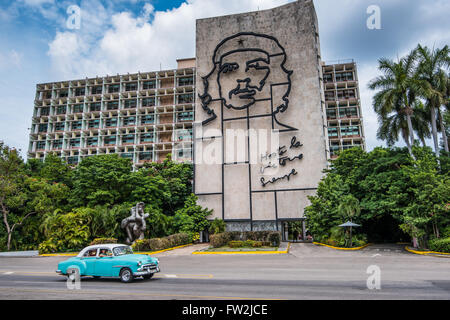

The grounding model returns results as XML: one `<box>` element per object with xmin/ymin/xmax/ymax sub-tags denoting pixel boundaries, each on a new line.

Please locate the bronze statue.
<box><xmin>121</xmin><ymin>202</ymin><xmax>149</xmax><ymax>245</ymax></box>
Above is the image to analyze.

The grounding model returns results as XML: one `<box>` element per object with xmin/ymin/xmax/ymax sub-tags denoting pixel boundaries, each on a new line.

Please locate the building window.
<box><xmin>143</xmin><ymin>81</ymin><xmax>156</xmax><ymax>90</ymax></box>
<box><xmin>53</xmin><ymin>140</ymin><xmax>63</xmax><ymax>149</ymax></box>
<box><xmin>88</xmin><ymin>119</ymin><xmax>100</xmax><ymax>128</ymax></box>
<box><xmin>105</xmin><ymin>118</ymin><xmax>117</xmax><ymax>128</ymax></box>
<box><xmin>57</xmin><ymin>106</ymin><xmax>66</xmax><ymax>115</ymax></box>
<box><xmin>178</xmin><ymin>77</ymin><xmax>194</xmax><ymax>87</ymax></box>
<box><xmin>335</xmin><ymin>72</ymin><xmax>353</xmax><ymax>82</ymax></box>
<box><xmin>125</xmin><ymin>83</ymin><xmax>137</xmax><ymax>92</ymax></box>
<box><xmin>73</xmin><ymin>104</ymin><xmax>84</xmax><ymax>113</ymax></box>
<box><xmin>107</xmin><ymin>101</ymin><xmax>119</xmax><ymax>110</ymax></box>
<box><xmin>326</xmin><ymin>109</ymin><xmax>336</xmax><ymax>120</ymax></box>
<box><xmin>54</xmin><ymin>122</ymin><xmax>65</xmax><ymax>131</ymax></box>
<box><xmin>123</xmin><ymin>117</ymin><xmax>136</xmax><ymax>126</ymax></box>
<box><xmin>69</xmin><ymin>138</ymin><xmax>80</xmax><ymax>148</ymax></box>
<box><xmin>40</xmin><ymin>107</ymin><xmax>50</xmax><ymax>116</ymax></box>
<box><xmin>71</xmin><ymin>121</ymin><xmax>82</xmax><ymax>130</ymax></box>
<box><xmin>108</xmin><ymin>84</ymin><xmax>120</xmax><ymax>93</ymax></box>
<box><xmin>177</xmin><ymin>111</ymin><xmax>194</xmax><ymax>122</ymax></box>
<box><xmin>90</xmin><ymin>103</ymin><xmax>101</xmax><ymax>112</ymax></box>
<box><xmin>36</xmin><ymin>141</ymin><xmax>46</xmax><ymax>150</ymax></box>
<box><xmin>92</xmin><ymin>86</ymin><xmax>102</xmax><ymax>95</ymax></box>
<box><xmin>104</xmin><ymin>136</ymin><xmax>116</xmax><ymax>145</ymax></box>
<box><xmin>75</xmin><ymin>88</ymin><xmax>85</xmax><ymax>96</ymax></box>
<box><xmin>87</xmin><ymin>137</ymin><xmax>98</xmax><ymax>147</ymax></box>
<box><xmin>122</xmin><ymin>134</ymin><xmax>135</xmax><ymax>144</ymax></box>
<box><xmin>38</xmin><ymin>124</ymin><xmax>48</xmax><ymax>133</ymax></box>
<box><xmin>67</xmin><ymin>156</ymin><xmax>78</xmax><ymax>165</ymax></box>
<box><xmin>139</xmin><ymin>152</ymin><xmax>152</xmax><ymax>161</ymax></box>
<box><xmin>124</xmin><ymin>100</ymin><xmax>137</xmax><ymax>109</ymax></box>
<box><xmin>59</xmin><ymin>90</ymin><xmax>68</xmax><ymax>98</ymax></box>
<box><xmin>142</xmin><ymin>98</ymin><xmax>155</xmax><ymax>107</ymax></box>
<box><xmin>178</xmin><ymin>94</ymin><xmax>193</xmax><ymax>104</ymax></box>
<box><xmin>140</xmin><ymin>133</ymin><xmax>154</xmax><ymax>143</ymax></box>
<box><xmin>328</xmin><ymin>127</ymin><xmax>338</xmax><ymax>137</ymax></box>
<box><xmin>141</xmin><ymin>115</ymin><xmax>154</xmax><ymax>125</ymax></box>
<box><xmin>323</xmin><ymin>74</ymin><xmax>333</xmax><ymax>83</ymax></box>
<box><xmin>120</xmin><ymin>153</ymin><xmax>133</xmax><ymax>159</ymax></box>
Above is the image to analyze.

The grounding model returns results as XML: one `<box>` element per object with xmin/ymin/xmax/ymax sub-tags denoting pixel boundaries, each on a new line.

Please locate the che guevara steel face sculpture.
<box><xmin>198</xmin><ymin>32</ymin><xmax>297</xmax><ymax>132</ymax></box>
<box><xmin>121</xmin><ymin>202</ymin><xmax>149</xmax><ymax>245</ymax></box>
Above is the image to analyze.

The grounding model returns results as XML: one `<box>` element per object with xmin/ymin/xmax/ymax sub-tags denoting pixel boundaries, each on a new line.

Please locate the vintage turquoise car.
<box><xmin>56</xmin><ymin>244</ymin><xmax>160</xmax><ymax>283</ymax></box>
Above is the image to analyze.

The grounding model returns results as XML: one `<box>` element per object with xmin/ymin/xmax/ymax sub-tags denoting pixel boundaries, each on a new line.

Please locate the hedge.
<box><xmin>210</xmin><ymin>231</ymin><xmax>281</xmax><ymax>248</ymax></box>
<box><xmin>428</xmin><ymin>237</ymin><xmax>450</xmax><ymax>253</ymax></box>
<box><xmin>89</xmin><ymin>238</ymin><xmax>118</xmax><ymax>246</ymax></box>
<box><xmin>131</xmin><ymin>233</ymin><xmax>191</xmax><ymax>252</ymax></box>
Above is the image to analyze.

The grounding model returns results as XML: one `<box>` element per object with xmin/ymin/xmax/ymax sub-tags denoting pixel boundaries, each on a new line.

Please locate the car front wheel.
<box><xmin>119</xmin><ymin>268</ymin><xmax>134</xmax><ymax>283</ymax></box>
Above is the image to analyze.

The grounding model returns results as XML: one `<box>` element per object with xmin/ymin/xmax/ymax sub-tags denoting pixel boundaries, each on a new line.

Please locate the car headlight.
<box><xmin>137</xmin><ymin>261</ymin><xmax>142</xmax><ymax>266</ymax></box>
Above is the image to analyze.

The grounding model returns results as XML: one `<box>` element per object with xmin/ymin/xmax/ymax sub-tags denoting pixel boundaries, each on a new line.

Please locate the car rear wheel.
<box><xmin>119</xmin><ymin>268</ymin><xmax>133</xmax><ymax>283</ymax></box>
<box><xmin>143</xmin><ymin>274</ymin><xmax>154</xmax><ymax>280</ymax></box>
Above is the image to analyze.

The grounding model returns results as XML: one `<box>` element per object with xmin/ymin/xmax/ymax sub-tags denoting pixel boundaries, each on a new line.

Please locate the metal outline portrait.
<box><xmin>198</xmin><ymin>32</ymin><xmax>297</xmax><ymax>132</ymax></box>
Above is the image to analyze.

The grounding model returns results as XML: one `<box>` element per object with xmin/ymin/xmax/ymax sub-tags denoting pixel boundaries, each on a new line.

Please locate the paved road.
<box><xmin>0</xmin><ymin>243</ymin><xmax>448</xmax><ymax>300</ymax></box>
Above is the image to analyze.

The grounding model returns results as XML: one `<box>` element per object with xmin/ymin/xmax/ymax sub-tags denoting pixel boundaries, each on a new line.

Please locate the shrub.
<box><xmin>209</xmin><ymin>218</ymin><xmax>226</xmax><ymax>235</ymax></box>
<box><xmin>251</xmin><ymin>241</ymin><xmax>263</xmax><ymax>248</ymax></box>
<box><xmin>428</xmin><ymin>238</ymin><xmax>450</xmax><ymax>253</ymax></box>
<box><xmin>210</xmin><ymin>232</ymin><xmax>231</xmax><ymax>248</ymax></box>
<box><xmin>228</xmin><ymin>241</ymin><xmax>244</xmax><ymax>248</ymax></box>
<box><xmin>131</xmin><ymin>239</ymin><xmax>151</xmax><ymax>251</ymax></box>
<box><xmin>132</xmin><ymin>233</ymin><xmax>191</xmax><ymax>251</ymax></box>
<box><xmin>90</xmin><ymin>238</ymin><xmax>117</xmax><ymax>246</ymax></box>
<box><xmin>268</xmin><ymin>232</ymin><xmax>281</xmax><ymax>247</ymax></box>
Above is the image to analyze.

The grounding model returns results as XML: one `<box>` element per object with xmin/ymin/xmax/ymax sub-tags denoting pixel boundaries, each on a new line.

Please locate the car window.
<box><xmin>98</xmin><ymin>248</ymin><xmax>113</xmax><ymax>257</ymax></box>
<box><xmin>83</xmin><ymin>249</ymin><xmax>98</xmax><ymax>257</ymax></box>
<box><xmin>113</xmin><ymin>246</ymin><xmax>133</xmax><ymax>256</ymax></box>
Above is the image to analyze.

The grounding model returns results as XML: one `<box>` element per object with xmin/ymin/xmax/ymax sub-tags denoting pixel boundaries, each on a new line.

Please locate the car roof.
<box><xmin>77</xmin><ymin>244</ymin><xmax>129</xmax><ymax>257</ymax></box>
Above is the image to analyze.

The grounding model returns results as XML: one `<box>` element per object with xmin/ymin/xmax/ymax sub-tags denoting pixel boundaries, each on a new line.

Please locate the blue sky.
<box><xmin>0</xmin><ymin>0</ymin><xmax>449</xmax><ymax>158</ymax></box>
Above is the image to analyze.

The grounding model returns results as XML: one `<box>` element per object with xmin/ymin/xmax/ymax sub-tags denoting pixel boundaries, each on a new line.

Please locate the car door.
<box><xmin>80</xmin><ymin>248</ymin><xmax>98</xmax><ymax>275</ymax></box>
<box><xmin>94</xmin><ymin>248</ymin><xmax>114</xmax><ymax>277</ymax></box>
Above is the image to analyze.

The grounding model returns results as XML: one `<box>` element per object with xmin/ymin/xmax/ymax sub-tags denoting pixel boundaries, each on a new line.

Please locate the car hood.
<box><xmin>118</xmin><ymin>254</ymin><xmax>158</xmax><ymax>264</ymax></box>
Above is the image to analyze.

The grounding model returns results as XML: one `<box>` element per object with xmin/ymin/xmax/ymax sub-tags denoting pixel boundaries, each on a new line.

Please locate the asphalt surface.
<box><xmin>0</xmin><ymin>243</ymin><xmax>449</xmax><ymax>300</ymax></box>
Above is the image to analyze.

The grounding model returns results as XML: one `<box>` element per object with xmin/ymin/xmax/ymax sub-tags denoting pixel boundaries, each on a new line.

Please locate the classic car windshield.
<box><xmin>113</xmin><ymin>246</ymin><xmax>133</xmax><ymax>256</ymax></box>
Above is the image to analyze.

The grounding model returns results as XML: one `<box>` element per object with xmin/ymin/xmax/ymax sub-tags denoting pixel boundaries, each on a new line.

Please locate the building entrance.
<box><xmin>281</xmin><ymin>220</ymin><xmax>312</xmax><ymax>242</ymax></box>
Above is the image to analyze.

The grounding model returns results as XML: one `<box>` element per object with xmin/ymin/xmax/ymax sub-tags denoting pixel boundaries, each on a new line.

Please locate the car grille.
<box><xmin>142</xmin><ymin>263</ymin><xmax>157</xmax><ymax>269</ymax></box>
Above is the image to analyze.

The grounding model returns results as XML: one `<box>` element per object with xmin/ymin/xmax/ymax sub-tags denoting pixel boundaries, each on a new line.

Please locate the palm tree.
<box><xmin>416</xmin><ymin>45</ymin><xmax>450</xmax><ymax>156</ymax></box>
<box><xmin>369</xmin><ymin>50</ymin><xmax>425</xmax><ymax>156</ymax></box>
<box><xmin>376</xmin><ymin>100</ymin><xmax>431</xmax><ymax>148</ymax></box>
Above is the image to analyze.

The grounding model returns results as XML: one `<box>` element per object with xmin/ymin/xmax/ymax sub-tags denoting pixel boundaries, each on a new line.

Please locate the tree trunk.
<box><xmin>430</xmin><ymin>106</ymin><xmax>440</xmax><ymax>156</ymax></box>
<box><xmin>438</xmin><ymin>109</ymin><xmax>449</xmax><ymax>153</ymax></box>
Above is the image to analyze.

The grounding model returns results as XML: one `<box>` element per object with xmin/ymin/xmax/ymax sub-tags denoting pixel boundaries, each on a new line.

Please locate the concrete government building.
<box><xmin>28</xmin><ymin>0</ymin><xmax>365</xmax><ymax>238</ymax></box>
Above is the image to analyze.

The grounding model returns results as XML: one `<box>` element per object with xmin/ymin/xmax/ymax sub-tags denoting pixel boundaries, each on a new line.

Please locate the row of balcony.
<box><xmin>36</xmin><ymin>78</ymin><xmax>195</xmax><ymax>100</ymax></box>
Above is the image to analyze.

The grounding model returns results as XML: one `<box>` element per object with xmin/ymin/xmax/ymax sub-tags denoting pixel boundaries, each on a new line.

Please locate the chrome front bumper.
<box><xmin>134</xmin><ymin>265</ymin><xmax>160</xmax><ymax>276</ymax></box>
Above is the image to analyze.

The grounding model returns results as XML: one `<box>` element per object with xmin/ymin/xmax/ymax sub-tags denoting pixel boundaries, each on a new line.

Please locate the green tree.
<box><xmin>173</xmin><ymin>194</ymin><xmax>212</xmax><ymax>235</ymax></box>
<box><xmin>416</xmin><ymin>45</ymin><xmax>450</xmax><ymax>155</ymax></box>
<box><xmin>369</xmin><ymin>50</ymin><xmax>426</xmax><ymax>155</ymax></box>
<box><xmin>70</xmin><ymin>154</ymin><xmax>133</xmax><ymax>207</ymax></box>
<box><xmin>338</xmin><ymin>195</ymin><xmax>360</xmax><ymax>222</ymax></box>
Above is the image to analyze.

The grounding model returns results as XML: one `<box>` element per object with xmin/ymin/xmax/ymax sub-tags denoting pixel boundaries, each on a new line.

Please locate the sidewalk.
<box><xmin>0</xmin><ymin>251</ymin><xmax>39</xmax><ymax>257</ymax></box>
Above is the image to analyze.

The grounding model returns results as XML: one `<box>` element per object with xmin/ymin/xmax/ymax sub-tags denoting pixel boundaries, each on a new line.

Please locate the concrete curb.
<box><xmin>39</xmin><ymin>244</ymin><xmax>193</xmax><ymax>257</ymax></box>
<box><xmin>192</xmin><ymin>243</ymin><xmax>291</xmax><ymax>255</ymax></box>
<box><xmin>404</xmin><ymin>246</ymin><xmax>450</xmax><ymax>258</ymax></box>
<box><xmin>313</xmin><ymin>242</ymin><xmax>371</xmax><ymax>251</ymax></box>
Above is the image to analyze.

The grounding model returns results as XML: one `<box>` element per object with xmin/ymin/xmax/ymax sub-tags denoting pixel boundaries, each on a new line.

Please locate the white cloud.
<box><xmin>47</xmin><ymin>0</ymin><xmax>295</xmax><ymax>78</ymax></box>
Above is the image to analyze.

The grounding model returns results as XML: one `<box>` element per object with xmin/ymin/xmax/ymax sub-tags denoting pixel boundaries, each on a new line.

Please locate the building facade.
<box><xmin>194</xmin><ymin>0</ymin><xmax>329</xmax><ymax>234</ymax></box>
<box><xmin>322</xmin><ymin>60</ymin><xmax>366</xmax><ymax>158</ymax></box>
<box><xmin>28</xmin><ymin>59</ymin><xmax>196</xmax><ymax>167</ymax></box>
